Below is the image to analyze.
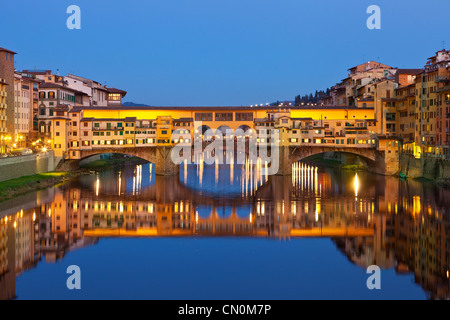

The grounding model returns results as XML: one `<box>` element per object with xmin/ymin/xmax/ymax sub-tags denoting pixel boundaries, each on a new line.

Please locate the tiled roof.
<box><xmin>396</xmin><ymin>69</ymin><xmax>423</xmax><ymax>75</ymax></box>
<box><xmin>0</xmin><ymin>47</ymin><xmax>17</xmax><ymax>54</ymax></box>
<box><xmin>106</xmin><ymin>87</ymin><xmax>127</xmax><ymax>97</ymax></box>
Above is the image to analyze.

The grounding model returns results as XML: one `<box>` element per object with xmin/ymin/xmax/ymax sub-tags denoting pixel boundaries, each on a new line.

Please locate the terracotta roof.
<box><xmin>396</xmin><ymin>69</ymin><xmax>423</xmax><ymax>75</ymax></box>
<box><xmin>106</xmin><ymin>87</ymin><xmax>127</xmax><ymax>97</ymax></box>
<box><xmin>0</xmin><ymin>47</ymin><xmax>17</xmax><ymax>54</ymax></box>
<box><xmin>39</xmin><ymin>82</ymin><xmax>66</xmax><ymax>89</ymax></box>
<box><xmin>22</xmin><ymin>70</ymin><xmax>52</xmax><ymax>75</ymax></box>
<box><xmin>39</xmin><ymin>82</ymin><xmax>88</xmax><ymax>95</ymax></box>
<box><xmin>397</xmin><ymin>83</ymin><xmax>416</xmax><ymax>89</ymax></box>
<box><xmin>19</xmin><ymin>76</ymin><xmax>41</xmax><ymax>83</ymax></box>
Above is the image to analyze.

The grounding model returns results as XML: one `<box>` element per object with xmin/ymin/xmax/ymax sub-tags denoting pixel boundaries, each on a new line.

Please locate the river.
<box><xmin>0</xmin><ymin>160</ymin><xmax>449</xmax><ymax>299</ymax></box>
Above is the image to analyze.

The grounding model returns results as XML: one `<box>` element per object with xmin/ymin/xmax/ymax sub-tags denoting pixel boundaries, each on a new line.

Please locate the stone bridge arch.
<box><xmin>284</xmin><ymin>145</ymin><xmax>391</xmax><ymax>175</ymax></box>
<box><xmin>289</xmin><ymin>146</ymin><xmax>377</xmax><ymax>163</ymax></box>
<box><xmin>60</xmin><ymin>146</ymin><xmax>179</xmax><ymax>176</ymax></box>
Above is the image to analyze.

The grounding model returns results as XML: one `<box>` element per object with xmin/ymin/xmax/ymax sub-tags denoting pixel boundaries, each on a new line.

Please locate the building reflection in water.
<box><xmin>0</xmin><ymin>161</ymin><xmax>449</xmax><ymax>299</ymax></box>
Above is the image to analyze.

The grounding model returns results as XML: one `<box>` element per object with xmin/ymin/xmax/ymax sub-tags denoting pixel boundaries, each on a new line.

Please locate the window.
<box><xmin>48</xmin><ymin>92</ymin><xmax>55</xmax><ymax>99</ymax></box>
<box><xmin>215</xmin><ymin>113</ymin><xmax>233</xmax><ymax>121</ymax></box>
<box><xmin>56</xmin><ymin>121</ymin><xmax>60</xmax><ymax>126</ymax></box>
<box><xmin>386</xmin><ymin>113</ymin><xmax>396</xmax><ymax>121</ymax></box>
<box><xmin>39</xmin><ymin>92</ymin><xmax>45</xmax><ymax>99</ymax></box>
<box><xmin>236</xmin><ymin>113</ymin><xmax>253</xmax><ymax>121</ymax></box>
<box><xmin>195</xmin><ymin>113</ymin><xmax>213</xmax><ymax>121</ymax></box>
<box><xmin>108</xmin><ymin>93</ymin><xmax>121</xmax><ymax>101</ymax></box>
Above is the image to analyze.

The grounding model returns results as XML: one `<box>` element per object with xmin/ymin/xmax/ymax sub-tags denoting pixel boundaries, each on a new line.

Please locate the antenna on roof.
<box><xmin>443</xmin><ymin>40</ymin><xmax>446</xmax><ymax>50</ymax></box>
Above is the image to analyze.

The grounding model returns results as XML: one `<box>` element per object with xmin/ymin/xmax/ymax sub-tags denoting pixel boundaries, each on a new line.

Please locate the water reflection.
<box><xmin>0</xmin><ymin>161</ymin><xmax>450</xmax><ymax>299</ymax></box>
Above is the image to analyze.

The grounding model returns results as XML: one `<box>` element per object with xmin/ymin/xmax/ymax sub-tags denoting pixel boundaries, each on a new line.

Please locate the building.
<box><xmin>13</xmin><ymin>73</ymin><xmax>40</xmax><ymax>146</ymax></box>
<box><xmin>0</xmin><ymin>47</ymin><xmax>16</xmax><ymax>136</ymax></box>
<box><xmin>36</xmin><ymin>82</ymin><xmax>88</xmax><ymax>140</ymax></box>
<box><xmin>64</xmin><ymin>74</ymin><xmax>126</xmax><ymax>106</ymax></box>
<box><xmin>318</xmin><ymin>53</ymin><xmax>450</xmax><ymax>159</ymax></box>
<box><xmin>414</xmin><ymin>50</ymin><xmax>450</xmax><ymax>157</ymax></box>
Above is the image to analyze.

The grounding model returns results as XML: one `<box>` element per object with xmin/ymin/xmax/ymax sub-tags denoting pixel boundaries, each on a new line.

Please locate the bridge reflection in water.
<box><xmin>1</xmin><ymin>161</ymin><xmax>450</xmax><ymax>300</ymax></box>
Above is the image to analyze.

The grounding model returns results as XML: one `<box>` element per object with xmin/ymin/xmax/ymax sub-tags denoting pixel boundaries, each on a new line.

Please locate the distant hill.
<box><xmin>123</xmin><ymin>101</ymin><xmax>151</xmax><ymax>107</ymax></box>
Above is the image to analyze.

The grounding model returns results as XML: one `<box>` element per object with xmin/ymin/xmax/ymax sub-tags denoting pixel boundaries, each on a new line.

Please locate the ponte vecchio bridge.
<box><xmin>52</xmin><ymin>105</ymin><xmax>401</xmax><ymax>175</ymax></box>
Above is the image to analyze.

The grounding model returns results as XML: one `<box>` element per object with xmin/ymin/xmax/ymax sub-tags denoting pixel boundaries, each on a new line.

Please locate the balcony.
<box><xmin>0</xmin><ymin>91</ymin><xmax>6</xmax><ymax>97</ymax></box>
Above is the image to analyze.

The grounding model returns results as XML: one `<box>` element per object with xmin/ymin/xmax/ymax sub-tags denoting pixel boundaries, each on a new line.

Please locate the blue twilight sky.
<box><xmin>1</xmin><ymin>0</ymin><xmax>449</xmax><ymax>106</ymax></box>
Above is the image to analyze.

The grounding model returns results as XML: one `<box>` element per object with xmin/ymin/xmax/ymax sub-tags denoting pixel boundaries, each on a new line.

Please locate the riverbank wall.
<box><xmin>0</xmin><ymin>151</ymin><xmax>56</xmax><ymax>183</ymax></box>
<box><xmin>400</xmin><ymin>154</ymin><xmax>450</xmax><ymax>182</ymax></box>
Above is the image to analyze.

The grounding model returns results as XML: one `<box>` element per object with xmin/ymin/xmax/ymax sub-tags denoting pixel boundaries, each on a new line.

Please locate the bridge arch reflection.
<box><xmin>2</xmin><ymin>163</ymin><xmax>450</xmax><ymax>299</ymax></box>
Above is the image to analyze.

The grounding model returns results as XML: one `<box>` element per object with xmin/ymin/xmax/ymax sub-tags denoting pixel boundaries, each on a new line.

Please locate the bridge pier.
<box><xmin>154</xmin><ymin>146</ymin><xmax>179</xmax><ymax>176</ymax></box>
<box><xmin>373</xmin><ymin>150</ymin><xmax>399</xmax><ymax>176</ymax></box>
<box><xmin>276</xmin><ymin>146</ymin><xmax>292</xmax><ymax>176</ymax></box>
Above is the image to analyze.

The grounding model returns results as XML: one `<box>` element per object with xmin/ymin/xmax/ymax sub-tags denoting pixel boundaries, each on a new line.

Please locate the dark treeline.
<box><xmin>294</xmin><ymin>89</ymin><xmax>330</xmax><ymax>105</ymax></box>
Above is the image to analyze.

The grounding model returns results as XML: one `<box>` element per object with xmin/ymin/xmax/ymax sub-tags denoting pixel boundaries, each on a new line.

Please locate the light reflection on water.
<box><xmin>0</xmin><ymin>160</ymin><xmax>449</xmax><ymax>300</ymax></box>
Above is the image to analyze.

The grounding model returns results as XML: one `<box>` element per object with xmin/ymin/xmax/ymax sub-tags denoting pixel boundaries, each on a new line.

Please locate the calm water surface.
<box><xmin>1</xmin><ymin>160</ymin><xmax>449</xmax><ymax>300</ymax></box>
